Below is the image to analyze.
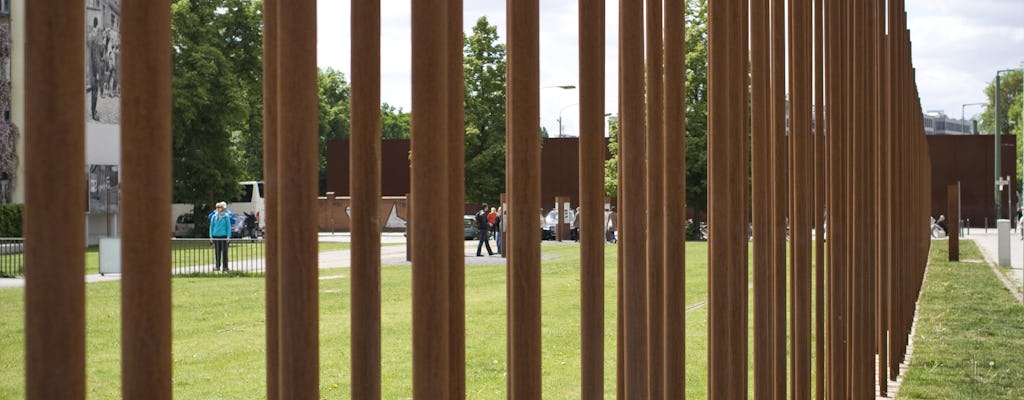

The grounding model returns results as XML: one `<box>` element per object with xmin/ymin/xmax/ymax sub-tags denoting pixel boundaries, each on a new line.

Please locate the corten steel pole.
<box><xmin>507</xmin><ymin>0</ymin><xmax>541</xmax><ymax>396</ymax></box>
<box><xmin>411</xmin><ymin>0</ymin><xmax>451</xmax><ymax>396</ymax></box>
<box><xmin>277</xmin><ymin>0</ymin><xmax>319</xmax><ymax>397</ymax></box>
<box><xmin>707</xmin><ymin>0</ymin><xmax>749</xmax><ymax>397</ymax></box>
<box><xmin>447</xmin><ymin>0</ymin><xmax>466</xmax><ymax>397</ymax></box>
<box><xmin>949</xmin><ymin>184</ymin><xmax>960</xmax><ymax>261</ymax></box>
<box><xmin>876</xmin><ymin>0</ymin><xmax>890</xmax><ymax>394</ymax></box>
<box><xmin>750</xmin><ymin>0</ymin><xmax>774</xmax><ymax>396</ymax></box>
<box><xmin>813</xmin><ymin>0</ymin><xmax>826</xmax><ymax>397</ymax></box>
<box><xmin>663</xmin><ymin>0</ymin><xmax>687</xmax><ymax>397</ymax></box>
<box><xmin>578</xmin><ymin>0</ymin><xmax>605</xmax><ymax>396</ymax></box>
<box><xmin>645</xmin><ymin>0</ymin><xmax>666</xmax><ymax>397</ymax></box>
<box><xmin>120</xmin><ymin>1</ymin><xmax>172</xmax><ymax>398</ymax></box>
<box><xmin>788</xmin><ymin>0</ymin><xmax>812</xmax><ymax>395</ymax></box>
<box><xmin>25</xmin><ymin>1</ymin><xmax>86</xmax><ymax>398</ymax></box>
<box><xmin>620</xmin><ymin>0</ymin><xmax>649</xmax><ymax>394</ymax></box>
<box><xmin>769</xmin><ymin>0</ymin><xmax>789</xmax><ymax>395</ymax></box>
<box><xmin>351</xmin><ymin>0</ymin><xmax>382</xmax><ymax>396</ymax></box>
<box><xmin>262</xmin><ymin>1</ymin><xmax>280</xmax><ymax>397</ymax></box>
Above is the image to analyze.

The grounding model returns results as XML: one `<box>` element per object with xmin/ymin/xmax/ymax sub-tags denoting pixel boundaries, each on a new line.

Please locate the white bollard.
<box><xmin>998</xmin><ymin>219</ymin><xmax>1011</xmax><ymax>267</ymax></box>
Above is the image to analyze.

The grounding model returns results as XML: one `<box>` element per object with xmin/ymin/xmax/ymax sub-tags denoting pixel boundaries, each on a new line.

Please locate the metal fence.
<box><xmin>0</xmin><ymin>238</ymin><xmax>24</xmax><ymax>278</ymax></box>
<box><xmin>170</xmin><ymin>238</ymin><xmax>265</xmax><ymax>275</ymax></box>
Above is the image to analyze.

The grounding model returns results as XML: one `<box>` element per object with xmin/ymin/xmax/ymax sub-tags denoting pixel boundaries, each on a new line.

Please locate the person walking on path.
<box><xmin>475</xmin><ymin>203</ymin><xmax>495</xmax><ymax>256</ymax></box>
<box><xmin>209</xmin><ymin>201</ymin><xmax>234</xmax><ymax>271</ymax></box>
<box><xmin>606</xmin><ymin>207</ymin><xmax>618</xmax><ymax>243</ymax></box>
<box><xmin>572</xmin><ymin>206</ymin><xmax>582</xmax><ymax>242</ymax></box>
<box><xmin>494</xmin><ymin>206</ymin><xmax>503</xmax><ymax>253</ymax></box>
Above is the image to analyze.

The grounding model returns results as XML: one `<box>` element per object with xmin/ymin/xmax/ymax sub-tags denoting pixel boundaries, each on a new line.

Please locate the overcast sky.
<box><xmin>316</xmin><ymin>0</ymin><xmax>1024</xmax><ymax>136</ymax></box>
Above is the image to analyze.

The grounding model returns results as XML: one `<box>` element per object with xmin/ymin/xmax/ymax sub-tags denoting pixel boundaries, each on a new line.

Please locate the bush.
<box><xmin>0</xmin><ymin>203</ymin><xmax>22</xmax><ymax>237</ymax></box>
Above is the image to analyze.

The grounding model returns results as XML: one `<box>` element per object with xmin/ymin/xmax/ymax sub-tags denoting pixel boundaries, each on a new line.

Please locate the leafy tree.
<box><xmin>463</xmin><ymin>16</ymin><xmax>507</xmax><ymax>205</ymax></box>
<box><xmin>980</xmin><ymin>69</ymin><xmax>1022</xmax><ymax>136</ymax></box>
<box><xmin>171</xmin><ymin>0</ymin><xmax>261</xmax><ymax>209</ymax></box>
<box><xmin>381</xmin><ymin>103</ymin><xmax>411</xmax><ymax>139</ymax></box>
<box><xmin>603</xmin><ymin>0</ymin><xmax>708</xmax><ymax>214</ymax></box>
<box><xmin>317</xmin><ymin>67</ymin><xmax>351</xmax><ymax>192</ymax></box>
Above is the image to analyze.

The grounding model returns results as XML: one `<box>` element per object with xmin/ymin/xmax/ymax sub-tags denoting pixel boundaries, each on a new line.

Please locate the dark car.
<box><xmin>232</xmin><ymin>212</ymin><xmax>260</xmax><ymax>238</ymax></box>
<box><xmin>464</xmin><ymin>215</ymin><xmax>479</xmax><ymax>240</ymax></box>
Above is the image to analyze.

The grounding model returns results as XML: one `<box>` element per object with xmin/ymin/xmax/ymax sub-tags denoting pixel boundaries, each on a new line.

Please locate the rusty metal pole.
<box><xmin>262</xmin><ymin>0</ymin><xmax>280</xmax><ymax>398</ymax></box>
<box><xmin>645</xmin><ymin>0</ymin><xmax>666</xmax><ymax>395</ymax></box>
<box><xmin>507</xmin><ymin>0</ymin><xmax>541</xmax><ymax>397</ymax></box>
<box><xmin>750</xmin><ymin>0</ymin><xmax>773</xmax><ymax>396</ymax></box>
<box><xmin>25</xmin><ymin>1</ymin><xmax>86</xmax><ymax>398</ymax></box>
<box><xmin>120</xmin><ymin>1</ymin><xmax>172</xmax><ymax>398</ymax></box>
<box><xmin>813</xmin><ymin>0</ymin><xmax>826</xmax><ymax>397</ymax></box>
<box><xmin>276</xmin><ymin>0</ymin><xmax>320</xmax><ymax>397</ymax></box>
<box><xmin>447</xmin><ymin>0</ymin><xmax>466</xmax><ymax>396</ymax></box>
<box><xmin>411</xmin><ymin>0</ymin><xmax>451</xmax><ymax>396</ymax></box>
<box><xmin>663</xmin><ymin>0</ymin><xmax>687</xmax><ymax>397</ymax></box>
<box><xmin>620</xmin><ymin>0</ymin><xmax>649</xmax><ymax>394</ymax></box>
<box><xmin>769</xmin><ymin>0</ymin><xmax>789</xmax><ymax>394</ymax></box>
<box><xmin>788</xmin><ymin>0</ymin><xmax>813</xmax><ymax>395</ymax></box>
<box><xmin>875</xmin><ymin>0</ymin><xmax>890</xmax><ymax>394</ymax></box>
<box><xmin>949</xmin><ymin>184</ymin><xmax>960</xmax><ymax>261</ymax></box>
<box><xmin>578</xmin><ymin>0</ymin><xmax>605</xmax><ymax>396</ymax></box>
<box><xmin>707</xmin><ymin>0</ymin><xmax>749</xmax><ymax>397</ymax></box>
<box><xmin>351</xmin><ymin>0</ymin><xmax>382</xmax><ymax>396</ymax></box>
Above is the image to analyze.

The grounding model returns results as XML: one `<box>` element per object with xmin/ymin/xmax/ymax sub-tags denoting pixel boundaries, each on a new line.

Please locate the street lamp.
<box><xmin>557</xmin><ymin>103</ymin><xmax>579</xmax><ymax>137</ymax></box>
<box><xmin>543</xmin><ymin>85</ymin><xmax>577</xmax><ymax>137</ymax></box>
<box><xmin>961</xmin><ymin>102</ymin><xmax>986</xmax><ymax>134</ymax></box>
<box><xmin>995</xmin><ymin>67</ymin><xmax>1019</xmax><ymax>220</ymax></box>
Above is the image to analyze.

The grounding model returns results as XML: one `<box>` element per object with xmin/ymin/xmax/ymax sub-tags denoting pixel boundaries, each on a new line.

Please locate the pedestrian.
<box><xmin>572</xmin><ymin>206</ymin><xmax>581</xmax><ymax>242</ymax></box>
<box><xmin>475</xmin><ymin>203</ymin><xmax>495</xmax><ymax>256</ymax></box>
<box><xmin>494</xmin><ymin>206</ymin><xmax>503</xmax><ymax>253</ymax></box>
<box><xmin>606</xmin><ymin>206</ymin><xmax>618</xmax><ymax>243</ymax></box>
<box><xmin>209</xmin><ymin>201</ymin><xmax>234</xmax><ymax>271</ymax></box>
<box><xmin>487</xmin><ymin>207</ymin><xmax>498</xmax><ymax>239</ymax></box>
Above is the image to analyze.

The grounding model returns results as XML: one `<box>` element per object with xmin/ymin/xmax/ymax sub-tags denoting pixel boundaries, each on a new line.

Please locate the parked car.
<box><xmin>173</xmin><ymin>212</ymin><xmax>195</xmax><ymax>238</ymax></box>
<box><xmin>464</xmin><ymin>215</ymin><xmax>479</xmax><ymax>240</ymax></box>
<box><xmin>541</xmin><ymin>209</ymin><xmax>575</xmax><ymax>240</ymax></box>
<box><xmin>232</xmin><ymin>212</ymin><xmax>260</xmax><ymax>239</ymax></box>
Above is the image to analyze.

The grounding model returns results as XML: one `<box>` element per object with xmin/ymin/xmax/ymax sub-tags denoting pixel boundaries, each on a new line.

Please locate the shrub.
<box><xmin>0</xmin><ymin>203</ymin><xmax>22</xmax><ymax>237</ymax></box>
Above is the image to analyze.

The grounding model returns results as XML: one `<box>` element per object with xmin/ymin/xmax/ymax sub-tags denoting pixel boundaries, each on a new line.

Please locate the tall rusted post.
<box><xmin>645</xmin><ymin>0</ymin><xmax>666</xmax><ymax>395</ymax></box>
<box><xmin>262</xmin><ymin>0</ymin><xmax>280</xmax><ymax>398</ymax></box>
<box><xmin>663</xmin><ymin>0</ymin><xmax>687</xmax><ymax>397</ymax></box>
<box><xmin>411</xmin><ymin>0</ymin><xmax>451</xmax><ymax>396</ymax></box>
<box><xmin>120</xmin><ymin>1</ymin><xmax>172</xmax><ymax>399</ymax></box>
<box><xmin>351</xmin><ymin>0</ymin><xmax>382</xmax><ymax>396</ymax></box>
<box><xmin>750</xmin><ymin>0</ymin><xmax>774</xmax><ymax>396</ymax></box>
<box><xmin>507</xmin><ymin>0</ymin><xmax>541</xmax><ymax>397</ymax></box>
<box><xmin>813</xmin><ymin>0</ymin><xmax>826</xmax><ymax>397</ymax></box>
<box><xmin>276</xmin><ymin>0</ymin><xmax>320</xmax><ymax>397</ymax></box>
<box><xmin>788</xmin><ymin>0</ymin><xmax>813</xmax><ymax>395</ymax></box>
<box><xmin>769</xmin><ymin>0</ymin><xmax>789</xmax><ymax>394</ymax></box>
<box><xmin>578</xmin><ymin>0</ymin><xmax>605</xmax><ymax>396</ymax></box>
<box><xmin>874</xmin><ymin>0</ymin><xmax>889</xmax><ymax>394</ymax></box>
<box><xmin>620</xmin><ymin>0</ymin><xmax>649</xmax><ymax>394</ymax></box>
<box><xmin>447</xmin><ymin>0</ymin><xmax>466</xmax><ymax>396</ymax></box>
<box><xmin>949</xmin><ymin>183</ymin><xmax>960</xmax><ymax>261</ymax></box>
<box><xmin>707</xmin><ymin>0</ymin><xmax>749</xmax><ymax>397</ymax></box>
<box><xmin>25</xmin><ymin>1</ymin><xmax>86</xmax><ymax>398</ymax></box>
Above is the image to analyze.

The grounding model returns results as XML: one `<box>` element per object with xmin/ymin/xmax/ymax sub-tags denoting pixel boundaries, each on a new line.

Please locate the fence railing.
<box><xmin>170</xmin><ymin>238</ymin><xmax>265</xmax><ymax>275</ymax></box>
<box><xmin>0</xmin><ymin>238</ymin><xmax>24</xmax><ymax>278</ymax></box>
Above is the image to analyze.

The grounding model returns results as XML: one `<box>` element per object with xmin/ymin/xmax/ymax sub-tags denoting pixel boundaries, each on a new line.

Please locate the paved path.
<box><xmin>0</xmin><ymin>233</ymin><xmax>552</xmax><ymax>289</ymax></box>
<box><xmin>962</xmin><ymin>230</ymin><xmax>1024</xmax><ymax>286</ymax></box>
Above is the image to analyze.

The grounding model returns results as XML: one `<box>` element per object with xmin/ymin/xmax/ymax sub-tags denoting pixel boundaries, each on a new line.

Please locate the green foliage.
<box><xmin>171</xmin><ymin>0</ymin><xmax>261</xmax><ymax>206</ymax></box>
<box><xmin>0</xmin><ymin>203</ymin><xmax>22</xmax><ymax>237</ymax></box>
<box><xmin>463</xmin><ymin>17</ymin><xmax>507</xmax><ymax>205</ymax></box>
<box><xmin>979</xmin><ymin>69</ymin><xmax>1023</xmax><ymax>184</ymax></box>
<box><xmin>603</xmin><ymin>0</ymin><xmax>708</xmax><ymax>213</ymax></box>
<box><xmin>318</xmin><ymin>67</ymin><xmax>351</xmax><ymax>192</ymax></box>
<box><xmin>381</xmin><ymin>103</ymin><xmax>411</xmax><ymax>139</ymax></box>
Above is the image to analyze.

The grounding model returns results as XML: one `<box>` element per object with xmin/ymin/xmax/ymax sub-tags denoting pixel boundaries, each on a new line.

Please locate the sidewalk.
<box><xmin>961</xmin><ymin>229</ymin><xmax>1024</xmax><ymax>286</ymax></box>
<box><xmin>0</xmin><ymin>236</ymin><xmax>517</xmax><ymax>289</ymax></box>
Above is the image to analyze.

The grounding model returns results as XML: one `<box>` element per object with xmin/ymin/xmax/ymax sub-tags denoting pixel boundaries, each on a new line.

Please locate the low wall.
<box><xmin>317</xmin><ymin>195</ymin><xmax>408</xmax><ymax>233</ymax></box>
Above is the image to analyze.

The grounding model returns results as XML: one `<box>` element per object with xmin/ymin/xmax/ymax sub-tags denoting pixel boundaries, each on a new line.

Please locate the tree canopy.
<box><xmin>463</xmin><ymin>16</ymin><xmax>507</xmax><ymax>205</ymax></box>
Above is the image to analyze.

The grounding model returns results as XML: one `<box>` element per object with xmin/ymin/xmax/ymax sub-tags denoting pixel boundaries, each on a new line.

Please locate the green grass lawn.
<box><xmin>897</xmin><ymin>240</ymin><xmax>1024</xmax><ymax>399</ymax></box>
<box><xmin>0</xmin><ymin>242</ymin><xmax>715</xmax><ymax>399</ymax></box>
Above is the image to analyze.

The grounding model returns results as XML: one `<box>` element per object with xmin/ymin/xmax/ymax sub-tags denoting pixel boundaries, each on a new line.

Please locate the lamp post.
<box><xmin>543</xmin><ymin>85</ymin><xmax>576</xmax><ymax>137</ymax></box>
<box><xmin>995</xmin><ymin>68</ymin><xmax>1022</xmax><ymax>222</ymax></box>
<box><xmin>962</xmin><ymin>102</ymin><xmax>986</xmax><ymax>134</ymax></box>
<box><xmin>557</xmin><ymin>103</ymin><xmax>579</xmax><ymax>137</ymax></box>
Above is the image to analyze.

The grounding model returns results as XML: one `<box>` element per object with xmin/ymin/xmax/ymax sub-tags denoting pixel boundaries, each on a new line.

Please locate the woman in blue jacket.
<box><xmin>209</xmin><ymin>201</ymin><xmax>234</xmax><ymax>271</ymax></box>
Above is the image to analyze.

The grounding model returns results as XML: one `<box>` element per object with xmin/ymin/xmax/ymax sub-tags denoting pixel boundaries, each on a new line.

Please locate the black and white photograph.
<box><xmin>85</xmin><ymin>0</ymin><xmax>120</xmax><ymax>124</ymax></box>
<box><xmin>86</xmin><ymin>164</ymin><xmax>118</xmax><ymax>214</ymax></box>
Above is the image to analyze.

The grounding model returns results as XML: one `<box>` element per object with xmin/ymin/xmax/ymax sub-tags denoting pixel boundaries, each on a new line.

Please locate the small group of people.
<box><xmin>475</xmin><ymin>203</ymin><xmax>502</xmax><ymax>256</ymax></box>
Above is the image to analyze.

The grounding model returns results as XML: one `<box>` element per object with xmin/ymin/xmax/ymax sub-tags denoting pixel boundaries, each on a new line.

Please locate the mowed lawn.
<box><xmin>897</xmin><ymin>240</ymin><xmax>1024</xmax><ymax>399</ymax></box>
<box><xmin>0</xmin><ymin>242</ymin><xmax>718</xmax><ymax>399</ymax></box>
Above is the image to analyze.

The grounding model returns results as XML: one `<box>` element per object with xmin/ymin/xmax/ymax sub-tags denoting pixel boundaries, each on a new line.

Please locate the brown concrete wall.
<box><xmin>928</xmin><ymin>134</ymin><xmax>1017</xmax><ymax>228</ymax></box>
<box><xmin>326</xmin><ymin>137</ymin><xmax>612</xmax><ymax>212</ymax></box>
